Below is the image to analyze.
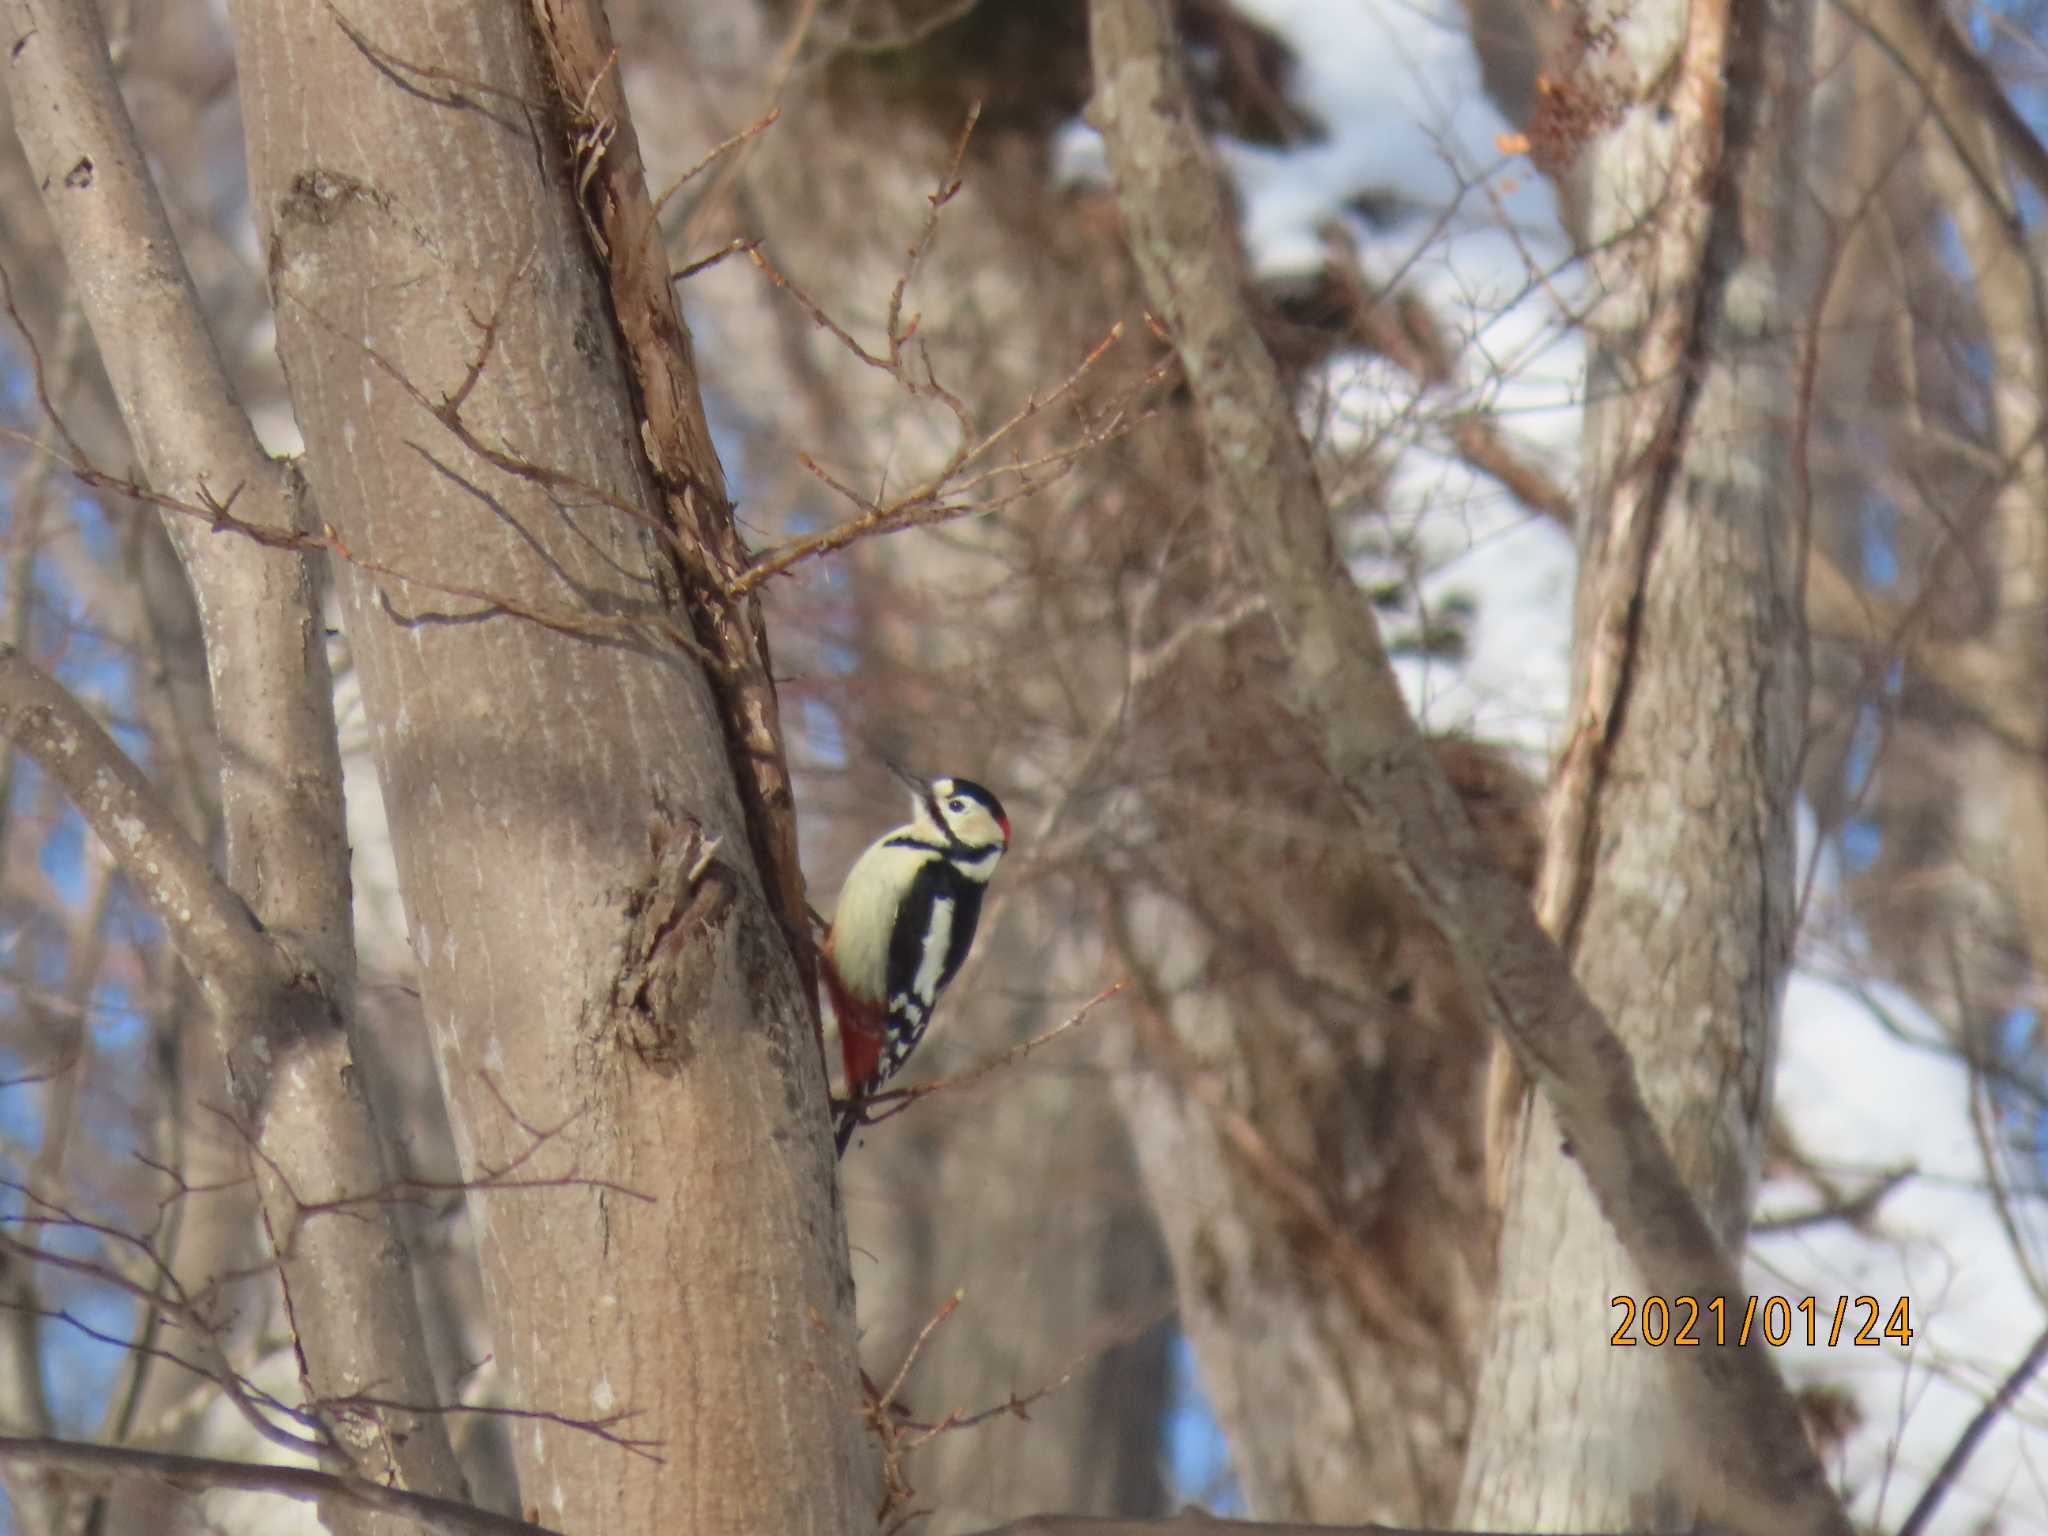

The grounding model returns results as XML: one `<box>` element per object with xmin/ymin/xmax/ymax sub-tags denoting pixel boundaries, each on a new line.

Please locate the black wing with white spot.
<box><xmin>878</xmin><ymin>858</ymin><xmax>987</xmax><ymax>1079</ymax></box>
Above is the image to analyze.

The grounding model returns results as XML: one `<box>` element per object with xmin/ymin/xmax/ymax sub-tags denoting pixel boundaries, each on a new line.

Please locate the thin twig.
<box><xmin>652</xmin><ymin>110</ymin><xmax>780</xmax><ymax>223</ymax></box>
<box><xmin>883</xmin><ymin>104</ymin><xmax>982</xmax><ymax>368</ymax></box>
<box><xmin>728</xmin><ymin>324</ymin><xmax>1155</xmax><ymax>597</ymax></box>
<box><xmin>0</xmin><ymin>1437</ymin><xmax>562</xmax><ymax>1536</ymax></box>
<box><xmin>672</xmin><ymin>238</ymin><xmax>760</xmax><ymax>284</ymax></box>
<box><xmin>852</xmin><ymin>982</ymin><xmax>1130</xmax><ymax>1131</ymax></box>
<box><xmin>898</xmin><ymin>1348</ymin><xmax>1087</xmax><ymax>1445</ymax></box>
<box><xmin>1896</xmin><ymin>1321</ymin><xmax>2048</xmax><ymax>1536</ymax></box>
<box><xmin>880</xmin><ymin>1292</ymin><xmax>961</xmax><ymax>1414</ymax></box>
<box><xmin>859</xmin><ymin>1287</ymin><xmax>1090</xmax><ymax>1528</ymax></box>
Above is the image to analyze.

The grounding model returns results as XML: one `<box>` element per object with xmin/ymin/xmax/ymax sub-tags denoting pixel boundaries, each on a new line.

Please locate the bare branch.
<box><xmin>845</xmin><ymin>982</ymin><xmax>1129</xmax><ymax>1134</ymax></box>
<box><xmin>0</xmin><ymin>644</ymin><xmax>275</xmax><ymax>1002</ymax></box>
<box><xmin>726</xmin><ymin>312</ymin><xmax>1155</xmax><ymax>597</ymax></box>
<box><xmin>1896</xmin><ymin>1321</ymin><xmax>2048</xmax><ymax>1536</ymax></box>
<box><xmin>672</xmin><ymin>237</ymin><xmax>759</xmax><ymax>283</ymax></box>
<box><xmin>885</xmin><ymin>103</ymin><xmax>980</xmax><ymax>364</ymax></box>
<box><xmin>0</xmin><ymin>1438</ymin><xmax>562</xmax><ymax>1536</ymax></box>
<box><xmin>861</xmin><ymin>1290</ymin><xmax>1096</xmax><ymax>1530</ymax></box>
<box><xmin>653</xmin><ymin>109</ymin><xmax>780</xmax><ymax>223</ymax></box>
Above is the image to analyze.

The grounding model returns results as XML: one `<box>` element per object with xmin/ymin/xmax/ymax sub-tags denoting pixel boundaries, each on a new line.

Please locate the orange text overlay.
<box><xmin>1610</xmin><ymin>1295</ymin><xmax>1914</xmax><ymax>1348</ymax></box>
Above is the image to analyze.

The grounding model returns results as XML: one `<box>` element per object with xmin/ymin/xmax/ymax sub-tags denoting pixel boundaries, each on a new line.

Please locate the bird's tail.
<box><xmin>834</xmin><ymin>1097</ymin><xmax>862</xmax><ymax>1158</ymax></box>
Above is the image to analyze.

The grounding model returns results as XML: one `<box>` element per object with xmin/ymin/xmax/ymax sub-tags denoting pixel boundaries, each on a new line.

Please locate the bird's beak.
<box><xmin>884</xmin><ymin>760</ymin><xmax>943</xmax><ymax>823</ymax></box>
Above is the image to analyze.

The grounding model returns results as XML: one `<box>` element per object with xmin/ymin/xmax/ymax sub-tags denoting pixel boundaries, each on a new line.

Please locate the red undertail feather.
<box><xmin>823</xmin><ymin>952</ymin><xmax>886</xmax><ymax>1095</ymax></box>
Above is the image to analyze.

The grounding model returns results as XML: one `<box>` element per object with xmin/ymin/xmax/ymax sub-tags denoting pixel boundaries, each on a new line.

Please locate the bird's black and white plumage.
<box><xmin>822</xmin><ymin>770</ymin><xmax>1010</xmax><ymax>1154</ymax></box>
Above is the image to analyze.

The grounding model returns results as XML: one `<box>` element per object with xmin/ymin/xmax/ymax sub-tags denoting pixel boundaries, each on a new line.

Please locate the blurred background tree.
<box><xmin>1</xmin><ymin>1</ymin><xmax>2044</xmax><ymax>1533</ymax></box>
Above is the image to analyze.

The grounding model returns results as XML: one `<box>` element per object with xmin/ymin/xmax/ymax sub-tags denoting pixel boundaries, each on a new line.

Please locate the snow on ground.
<box><xmin>1757</xmin><ymin>973</ymin><xmax>2048</xmax><ymax>1533</ymax></box>
<box><xmin>1078</xmin><ymin>0</ymin><xmax>1592</xmax><ymax>756</ymax></box>
<box><xmin>1119</xmin><ymin>1</ymin><xmax>2048</xmax><ymax>1529</ymax></box>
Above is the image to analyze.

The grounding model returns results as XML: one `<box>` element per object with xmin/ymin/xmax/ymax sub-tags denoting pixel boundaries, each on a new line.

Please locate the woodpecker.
<box><xmin>822</xmin><ymin>767</ymin><xmax>1010</xmax><ymax>1154</ymax></box>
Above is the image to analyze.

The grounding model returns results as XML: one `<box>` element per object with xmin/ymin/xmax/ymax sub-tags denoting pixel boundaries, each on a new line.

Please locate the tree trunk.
<box><xmin>662</xmin><ymin>37</ymin><xmax>1485</xmax><ymax>1528</ymax></box>
<box><xmin>232</xmin><ymin>2</ymin><xmax>874</xmax><ymax>1530</ymax></box>
<box><xmin>1460</xmin><ymin>0</ymin><xmax>1816</xmax><ymax>1526</ymax></box>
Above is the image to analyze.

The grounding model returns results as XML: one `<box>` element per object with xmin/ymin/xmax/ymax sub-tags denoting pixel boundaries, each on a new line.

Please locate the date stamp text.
<box><xmin>1610</xmin><ymin>1295</ymin><xmax>1915</xmax><ymax>1348</ymax></box>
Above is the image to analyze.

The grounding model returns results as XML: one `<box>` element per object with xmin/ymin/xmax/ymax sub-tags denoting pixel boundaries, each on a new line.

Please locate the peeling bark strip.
<box><xmin>1086</xmin><ymin>1</ymin><xmax>1845</xmax><ymax>1532</ymax></box>
<box><xmin>527</xmin><ymin>0</ymin><xmax>811</xmax><ymax>996</ymax></box>
<box><xmin>1484</xmin><ymin>0</ymin><xmax>1745</xmax><ymax>1205</ymax></box>
<box><xmin>1545</xmin><ymin>0</ymin><xmax>1737</xmax><ymax>949</ymax></box>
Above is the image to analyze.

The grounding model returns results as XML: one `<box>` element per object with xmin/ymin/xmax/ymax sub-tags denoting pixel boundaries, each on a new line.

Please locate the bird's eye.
<box><xmin>947</xmin><ymin>798</ymin><xmax>967</xmax><ymax>814</ymax></box>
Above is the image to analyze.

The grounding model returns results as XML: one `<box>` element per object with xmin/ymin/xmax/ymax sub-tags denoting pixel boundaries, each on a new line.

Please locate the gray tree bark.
<box><xmin>231</xmin><ymin>1</ymin><xmax>873</xmax><ymax>1531</ymax></box>
<box><xmin>1088</xmin><ymin>0</ymin><xmax>1840</xmax><ymax>1532</ymax></box>
<box><xmin>6</xmin><ymin>2</ymin><xmax>469</xmax><ymax>1528</ymax></box>
<box><xmin>1460</xmin><ymin>0</ymin><xmax>1817</xmax><ymax>1527</ymax></box>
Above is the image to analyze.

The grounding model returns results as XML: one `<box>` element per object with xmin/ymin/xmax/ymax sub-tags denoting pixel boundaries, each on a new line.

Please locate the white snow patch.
<box><xmin>1754</xmin><ymin>974</ymin><xmax>2048</xmax><ymax>1534</ymax></box>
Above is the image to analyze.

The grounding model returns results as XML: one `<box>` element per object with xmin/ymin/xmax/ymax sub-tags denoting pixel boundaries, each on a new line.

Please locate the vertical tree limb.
<box><xmin>1085</xmin><ymin>2</ymin><xmax>1844</xmax><ymax>1532</ymax></box>
<box><xmin>4</xmin><ymin>0</ymin><xmax>469</xmax><ymax>1518</ymax></box>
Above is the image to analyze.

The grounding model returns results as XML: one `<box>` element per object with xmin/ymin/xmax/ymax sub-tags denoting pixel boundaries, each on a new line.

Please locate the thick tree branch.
<box><xmin>0</xmin><ymin>1438</ymin><xmax>559</xmax><ymax>1536</ymax></box>
<box><xmin>0</xmin><ymin>643</ymin><xmax>274</xmax><ymax>1001</ymax></box>
<box><xmin>1085</xmin><ymin>3</ymin><xmax>1848</xmax><ymax>1534</ymax></box>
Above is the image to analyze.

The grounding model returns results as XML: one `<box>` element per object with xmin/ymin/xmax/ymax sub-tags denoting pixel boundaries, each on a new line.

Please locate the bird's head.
<box><xmin>892</xmin><ymin>764</ymin><xmax>1011</xmax><ymax>853</ymax></box>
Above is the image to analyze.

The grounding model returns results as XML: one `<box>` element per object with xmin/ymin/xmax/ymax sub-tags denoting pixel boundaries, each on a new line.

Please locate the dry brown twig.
<box><xmin>7</xmin><ymin>239</ymin><xmax>727</xmax><ymax>665</ymax></box>
<box><xmin>860</xmin><ymin>1288</ymin><xmax>1092</xmax><ymax>1532</ymax></box>
<box><xmin>730</xmin><ymin>106</ymin><xmax>1175</xmax><ymax>596</ymax></box>
<box><xmin>732</xmin><ymin>322</ymin><xmax>1158</xmax><ymax>597</ymax></box>
<box><xmin>0</xmin><ymin>1187</ymin><xmax>336</xmax><ymax>1466</ymax></box>
<box><xmin>860</xmin><ymin>1290</ymin><xmax>961</xmax><ymax>1524</ymax></box>
<box><xmin>1896</xmin><ymin>1321</ymin><xmax>2048</xmax><ymax>1536</ymax></box>
<box><xmin>1</xmin><ymin>270</ymin><xmax>681</xmax><ymax>663</ymax></box>
<box><xmin>672</xmin><ymin>237</ymin><xmax>760</xmax><ymax>283</ymax></box>
<box><xmin>217</xmin><ymin>1075</ymin><xmax>657</xmax><ymax>1232</ymax></box>
<box><xmin>653</xmin><ymin>108</ymin><xmax>781</xmax><ymax>224</ymax></box>
<box><xmin>843</xmin><ymin>981</ymin><xmax>1130</xmax><ymax>1136</ymax></box>
<box><xmin>1</xmin><ymin>1105</ymin><xmax>670</xmax><ymax>1468</ymax></box>
<box><xmin>672</xmin><ymin>0</ymin><xmax>820</xmax><ymax>252</ymax></box>
<box><xmin>0</xmin><ymin>1038</ymin><xmax>678</xmax><ymax>1477</ymax></box>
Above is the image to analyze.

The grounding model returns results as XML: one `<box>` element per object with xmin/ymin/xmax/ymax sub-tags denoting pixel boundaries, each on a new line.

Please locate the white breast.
<box><xmin>829</xmin><ymin>838</ymin><xmax>936</xmax><ymax>998</ymax></box>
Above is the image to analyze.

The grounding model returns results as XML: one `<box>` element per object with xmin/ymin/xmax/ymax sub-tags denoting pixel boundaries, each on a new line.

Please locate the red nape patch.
<box><xmin>999</xmin><ymin>814</ymin><xmax>1013</xmax><ymax>842</ymax></box>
